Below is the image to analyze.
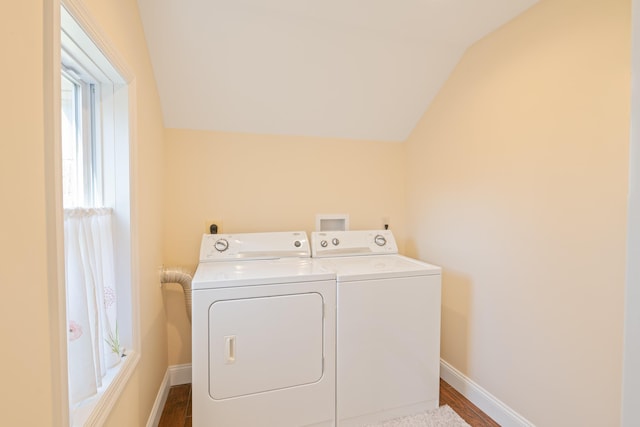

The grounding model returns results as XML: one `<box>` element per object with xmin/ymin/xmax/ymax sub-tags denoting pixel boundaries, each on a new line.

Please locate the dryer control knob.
<box><xmin>374</xmin><ymin>234</ymin><xmax>387</xmax><ymax>247</ymax></box>
<box><xmin>332</xmin><ymin>238</ymin><xmax>340</xmax><ymax>246</ymax></box>
<box><xmin>320</xmin><ymin>240</ymin><xmax>328</xmax><ymax>248</ymax></box>
<box><xmin>294</xmin><ymin>240</ymin><xmax>302</xmax><ymax>248</ymax></box>
<box><xmin>214</xmin><ymin>238</ymin><xmax>229</xmax><ymax>252</ymax></box>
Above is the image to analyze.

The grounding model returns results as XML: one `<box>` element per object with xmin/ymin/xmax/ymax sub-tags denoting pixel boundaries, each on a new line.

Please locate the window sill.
<box><xmin>71</xmin><ymin>350</ymin><xmax>140</xmax><ymax>427</ymax></box>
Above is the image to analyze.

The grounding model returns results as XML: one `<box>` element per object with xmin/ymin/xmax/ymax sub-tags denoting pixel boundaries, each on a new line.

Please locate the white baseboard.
<box><xmin>146</xmin><ymin>369</ymin><xmax>170</xmax><ymax>427</ymax></box>
<box><xmin>146</xmin><ymin>364</ymin><xmax>192</xmax><ymax>427</ymax></box>
<box><xmin>440</xmin><ymin>359</ymin><xmax>534</xmax><ymax>427</ymax></box>
<box><xmin>169</xmin><ymin>363</ymin><xmax>192</xmax><ymax>385</ymax></box>
<box><xmin>149</xmin><ymin>361</ymin><xmax>533</xmax><ymax>427</ymax></box>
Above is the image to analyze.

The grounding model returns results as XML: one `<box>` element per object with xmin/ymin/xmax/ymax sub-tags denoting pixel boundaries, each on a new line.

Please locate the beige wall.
<box><xmin>0</xmin><ymin>0</ymin><xmax>632</xmax><ymax>425</ymax></box>
<box><xmin>0</xmin><ymin>0</ymin><xmax>167</xmax><ymax>425</ymax></box>
<box><xmin>162</xmin><ymin>129</ymin><xmax>406</xmax><ymax>364</ymax></box>
<box><xmin>405</xmin><ymin>0</ymin><xmax>630</xmax><ymax>425</ymax></box>
<box><xmin>0</xmin><ymin>2</ymin><xmax>55</xmax><ymax>425</ymax></box>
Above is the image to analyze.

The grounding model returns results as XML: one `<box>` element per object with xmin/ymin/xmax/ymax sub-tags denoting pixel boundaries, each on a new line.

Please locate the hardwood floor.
<box><xmin>158</xmin><ymin>379</ymin><xmax>498</xmax><ymax>426</ymax></box>
<box><xmin>439</xmin><ymin>379</ymin><xmax>500</xmax><ymax>426</ymax></box>
<box><xmin>159</xmin><ymin>384</ymin><xmax>192</xmax><ymax>427</ymax></box>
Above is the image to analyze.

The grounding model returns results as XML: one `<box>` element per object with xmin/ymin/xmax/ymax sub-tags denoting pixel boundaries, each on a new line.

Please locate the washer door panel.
<box><xmin>209</xmin><ymin>292</ymin><xmax>324</xmax><ymax>400</ymax></box>
<box><xmin>337</xmin><ymin>275</ymin><xmax>441</xmax><ymax>423</ymax></box>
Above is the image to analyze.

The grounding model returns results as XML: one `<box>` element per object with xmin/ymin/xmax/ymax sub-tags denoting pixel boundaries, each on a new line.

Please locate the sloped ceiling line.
<box><xmin>137</xmin><ymin>0</ymin><xmax>538</xmax><ymax>142</ymax></box>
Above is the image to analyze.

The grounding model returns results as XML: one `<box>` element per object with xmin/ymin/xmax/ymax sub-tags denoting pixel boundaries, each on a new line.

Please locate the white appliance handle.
<box><xmin>225</xmin><ymin>335</ymin><xmax>236</xmax><ymax>364</ymax></box>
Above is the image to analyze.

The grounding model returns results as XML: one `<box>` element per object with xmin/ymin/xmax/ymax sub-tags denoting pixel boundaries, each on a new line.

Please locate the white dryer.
<box><xmin>311</xmin><ymin>230</ymin><xmax>441</xmax><ymax>427</ymax></box>
<box><xmin>192</xmin><ymin>231</ymin><xmax>336</xmax><ymax>427</ymax></box>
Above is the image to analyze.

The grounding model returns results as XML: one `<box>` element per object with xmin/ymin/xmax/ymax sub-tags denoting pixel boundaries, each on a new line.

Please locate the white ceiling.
<box><xmin>137</xmin><ymin>0</ymin><xmax>538</xmax><ymax>142</ymax></box>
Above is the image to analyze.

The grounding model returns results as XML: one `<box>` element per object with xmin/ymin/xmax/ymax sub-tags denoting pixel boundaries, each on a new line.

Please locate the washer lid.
<box><xmin>315</xmin><ymin>255</ymin><xmax>441</xmax><ymax>281</ymax></box>
<box><xmin>192</xmin><ymin>258</ymin><xmax>335</xmax><ymax>290</ymax></box>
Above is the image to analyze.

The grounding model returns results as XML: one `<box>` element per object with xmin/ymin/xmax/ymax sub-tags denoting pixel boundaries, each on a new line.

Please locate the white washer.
<box><xmin>311</xmin><ymin>230</ymin><xmax>442</xmax><ymax>427</ymax></box>
<box><xmin>192</xmin><ymin>231</ymin><xmax>336</xmax><ymax>427</ymax></box>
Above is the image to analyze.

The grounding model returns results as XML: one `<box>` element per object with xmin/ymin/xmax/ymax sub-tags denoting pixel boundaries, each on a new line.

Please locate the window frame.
<box><xmin>44</xmin><ymin>1</ymin><xmax>141</xmax><ymax>425</ymax></box>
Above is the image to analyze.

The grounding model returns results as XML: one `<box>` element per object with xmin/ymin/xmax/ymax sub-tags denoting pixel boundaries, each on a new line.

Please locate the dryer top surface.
<box><xmin>192</xmin><ymin>258</ymin><xmax>334</xmax><ymax>290</ymax></box>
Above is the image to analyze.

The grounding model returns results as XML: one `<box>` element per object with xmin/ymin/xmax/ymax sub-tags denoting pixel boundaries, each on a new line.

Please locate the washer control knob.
<box><xmin>374</xmin><ymin>234</ymin><xmax>387</xmax><ymax>247</ymax></box>
<box><xmin>214</xmin><ymin>238</ymin><xmax>229</xmax><ymax>252</ymax></box>
<box><xmin>294</xmin><ymin>240</ymin><xmax>302</xmax><ymax>248</ymax></box>
<box><xmin>332</xmin><ymin>238</ymin><xmax>340</xmax><ymax>246</ymax></box>
<box><xmin>320</xmin><ymin>240</ymin><xmax>328</xmax><ymax>248</ymax></box>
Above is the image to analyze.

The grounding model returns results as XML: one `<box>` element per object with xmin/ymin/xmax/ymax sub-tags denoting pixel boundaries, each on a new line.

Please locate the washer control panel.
<box><xmin>200</xmin><ymin>231</ymin><xmax>310</xmax><ymax>262</ymax></box>
<box><xmin>311</xmin><ymin>230</ymin><xmax>398</xmax><ymax>258</ymax></box>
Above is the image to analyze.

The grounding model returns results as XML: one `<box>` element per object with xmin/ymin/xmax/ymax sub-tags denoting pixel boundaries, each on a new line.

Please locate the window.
<box><xmin>60</xmin><ymin>3</ymin><xmax>138</xmax><ymax>425</ymax></box>
<box><xmin>61</xmin><ymin>71</ymin><xmax>101</xmax><ymax>208</ymax></box>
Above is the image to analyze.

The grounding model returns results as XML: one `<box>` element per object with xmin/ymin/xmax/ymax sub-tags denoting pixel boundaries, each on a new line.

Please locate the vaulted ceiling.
<box><xmin>137</xmin><ymin>0</ymin><xmax>538</xmax><ymax>142</ymax></box>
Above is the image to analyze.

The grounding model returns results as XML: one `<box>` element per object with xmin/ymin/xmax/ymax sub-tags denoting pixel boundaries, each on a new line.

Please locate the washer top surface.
<box><xmin>311</xmin><ymin>230</ymin><xmax>440</xmax><ymax>281</ymax></box>
<box><xmin>193</xmin><ymin>258</ymin><xmax>334</xmax><ymax>290</ymax></box>
<box><xmin>314</xmin><ymin>254</ymin><xmax>440</xmax><ymax>282</ymax></box>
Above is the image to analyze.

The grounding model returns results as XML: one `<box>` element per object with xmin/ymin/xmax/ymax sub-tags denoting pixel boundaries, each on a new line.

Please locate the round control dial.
<box><xmin>374</xmin><ymin>234</ymin><xmax>387</xmax><ymax>247</ymax></box>
<box><xmin>294</xmin><ymin>240</ymin><xmax>302</xmax><ymax>248</ymax></box>
<box><xmin>214</xmin><ymin>238</ymin><xmax>229</xmax><ymax>252</ymax></box>
<box><xmin>332</xmin><ymin>238</ymin><xmax>340</xmax><ymax>246</ymax></box>
<box><xmin>320</xmin><ymin>240</ymin><xmax>328</xmax><ymax>248</ymax></box>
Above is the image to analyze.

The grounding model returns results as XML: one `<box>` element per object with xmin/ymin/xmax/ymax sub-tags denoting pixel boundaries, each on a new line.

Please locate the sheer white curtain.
<box><xmin>64</xmin><ymin>208</ymin><xmax>119</xmax><ymax>405</ymax></box>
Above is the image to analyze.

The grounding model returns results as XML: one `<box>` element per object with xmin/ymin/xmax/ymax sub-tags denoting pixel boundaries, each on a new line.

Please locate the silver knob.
<box><xmin>294</xmin><ymin>240</ymin><xmax>302</xmax><ymax>248</ymax></box>
<box><xmin>374</xmin><ymin>235</ymin><xmax>387</xmax><ymax>246</ymax></box>
<box><xmin>332</xmin><ymin>238</ymin><xmax>340</xmax><ymax>246</ymax></box>
<box><xmin>214</xmin><ymin>238</ymin><xmax>229</xmax><ymax>252</ymax></box>
<box><xmin>320</xmin><ymin>240</ymin><xmax>328</xmax><ymax>248</ymax></box>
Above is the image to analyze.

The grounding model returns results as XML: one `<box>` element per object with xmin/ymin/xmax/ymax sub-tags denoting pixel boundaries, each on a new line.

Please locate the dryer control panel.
<box><xmin>200</xmin><ymin>231</ymin><xmax>310</xmax><ymax>262</ymax></box>
<box><xmin>311</xmin><ymin>230</ymin><xmax>398</xmax><ymax>258</ymax></box>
